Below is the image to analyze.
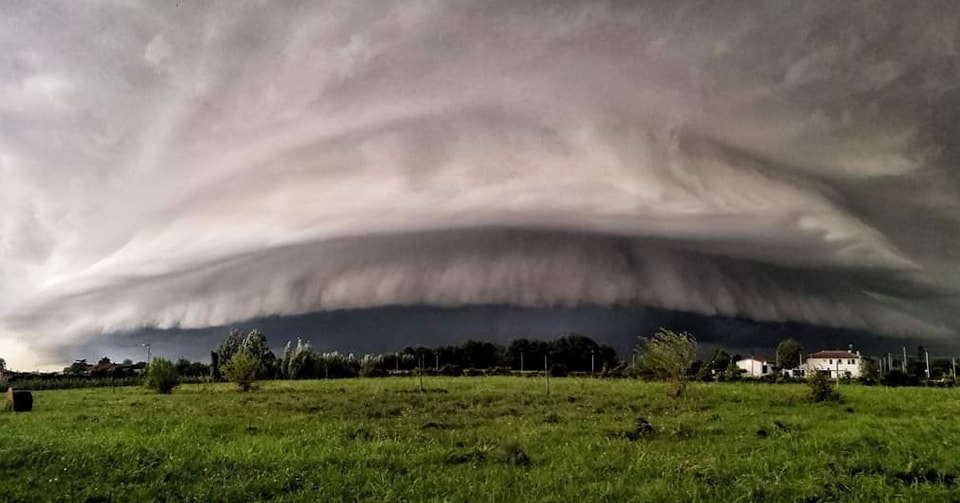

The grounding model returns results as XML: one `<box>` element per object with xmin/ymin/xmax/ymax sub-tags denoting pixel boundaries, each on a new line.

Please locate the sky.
<box><xmin>1</xmin><ymin>1</ymin><xmax>959</xmax><ymax>370</ymax></box>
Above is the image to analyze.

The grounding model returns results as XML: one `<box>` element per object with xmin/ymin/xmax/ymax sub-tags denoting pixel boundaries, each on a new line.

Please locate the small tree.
<box><xmin>222</xmin><ymin>350</ymin><xmax>259</xmax><ymax>392</ymax></box>
<box><xmin>636</xmin><ymin>328</ymin><xmax>697</xmax><ymax>397</ymax></box>
<box><xmin>808</xmin><ymin>370</ymin><xmax>840</xmax><ymax>402</ymax></box>
<box><xmin>144</xmin><ymin>358</ymin><xmax>179</xmax><ymax>394</ymax></box>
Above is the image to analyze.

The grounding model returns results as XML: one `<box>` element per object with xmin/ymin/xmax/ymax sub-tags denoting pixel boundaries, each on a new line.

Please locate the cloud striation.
<box><xmin>1</xmin><ymin>1</ymin><xmax>959</xmax><ymax>367</ymax></box>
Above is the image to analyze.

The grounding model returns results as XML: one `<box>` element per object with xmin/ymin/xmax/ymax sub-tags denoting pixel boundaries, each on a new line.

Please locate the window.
<box><xmin>848</xmin><ymin>359</ymin><xmax>854</xmax><ymax>365</ymax></box>
<box><xmin>829</xmin><ymin>359</ymin><xmax>833</xmax><ymax>364</ymax></box>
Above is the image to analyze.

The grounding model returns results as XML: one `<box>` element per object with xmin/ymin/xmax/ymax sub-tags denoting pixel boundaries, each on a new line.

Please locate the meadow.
<box><xmin>2</xmin><ymin>378</ymin><xmax>959</xmax><ymax>502</ymax></box>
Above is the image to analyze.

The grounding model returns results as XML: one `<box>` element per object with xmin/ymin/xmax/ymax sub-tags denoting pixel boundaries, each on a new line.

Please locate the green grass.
<box><xmin>2</xmin><ymin>378</ymin><xmax>959</xmax><ymax>502</ymax></box>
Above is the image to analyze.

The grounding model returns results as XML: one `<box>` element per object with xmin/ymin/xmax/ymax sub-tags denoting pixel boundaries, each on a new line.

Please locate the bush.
<box><xmin>636</xmin><ymin>328</ymin><xmax>697</xmax><ymax>397</ymax></box>
<box><xmin>808</xmin><ymin>371</ymin><xmax>840</xmax><ymax>402</ymax></box>
<box><xmin>359</xmin><ymin>359</ymin><xmax>388</xmax><ymax>378</ymax></box>
<box><xmin>881</xmin><ymin>369</ymin><xmax>911</xmax><ymax>387</ymax></box>
<box><xmin>439</xmin><ymin>364</ymin><xmax>463</xmax><ymax>377</ymax></box>
<box><xmin>144</xmin><ymin>358</ymin><xmax>179</xmax><ymax>394</ymax></box>
<box><xmin>222</xmin><ymin>350</ymin><xmax>259</xmax><ymax>392</ymax></box>
<box><xmin>549</xmin><ymin>364</ymin><xmax>569</xmax><ymax>377</ymax></box>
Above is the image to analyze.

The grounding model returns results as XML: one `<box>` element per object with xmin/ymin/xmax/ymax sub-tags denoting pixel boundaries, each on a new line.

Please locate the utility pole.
<box><xmin>903</xmin><ymin>347</ymin><xmax>908</xmax><ymax>373</ymax></box>
<box><xmin>591</xmin><ymin>350</ymin><xmax>595</xmax><ymax>375</ymax></box>
<box><xmin>141</xmin><ymin>343</ymin><xmax>151</xmax><ymax>366</ymax></box>
<box><xmin>395</xmin><ymin>352</ymin><xmax>399</xmax><ymax>373</ymax></box>
<box><xmin>419</xmin><ymin>354</ymin><xmax>424</xmax><ymax>392</ymax></box>
<box><xmin>520</xmin><ymin>351</ymin><xmax>524</xmax><ymax>372</ymax></box>
<box><xmin>953</xmin><ymin>357</ymin><xmax>957</xmax><ymax>379</ymax></box>
<box><xmin>435</xmin><ymin>352</ymin><xmax>439</xmax><ymax>371</ymax></box>
<box><xmin>925</xmin><ymin>351</ymin><xmax>931</xmax><ymax>380</ymax></box>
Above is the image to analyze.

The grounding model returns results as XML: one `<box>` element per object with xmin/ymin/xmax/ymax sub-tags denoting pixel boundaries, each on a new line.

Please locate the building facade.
<box><xmin>804</xmin><ymin>350</ymin><xmax>861</xmax><ymax>379</ymax></box>
<box><xmin>735</xmin><ymin>358</ymin><xmax>776</xmax><ymax>378</ymax></box>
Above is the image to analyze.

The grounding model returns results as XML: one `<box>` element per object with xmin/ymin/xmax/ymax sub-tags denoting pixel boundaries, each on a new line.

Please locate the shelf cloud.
<box><xmin>2</xmin><ymin>1</ymin><xmax>959</xmax><ymax>367</ymax></box>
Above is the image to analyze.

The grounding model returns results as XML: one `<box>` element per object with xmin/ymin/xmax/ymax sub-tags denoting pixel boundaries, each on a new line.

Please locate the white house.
<box><xmin>735</xmin><ymin>357</ymin><xmax>776</xmax><ymax>378</ymax></box>
<box><xmin>804</xmin><ymin>350</ymin><xmax>862</xmax><ymax>379</ymax></box>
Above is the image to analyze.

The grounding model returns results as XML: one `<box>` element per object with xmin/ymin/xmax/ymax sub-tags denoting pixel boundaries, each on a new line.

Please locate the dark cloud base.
<box><xmin>65</xmin><ymin>305</ymin><xmax>947</xmax><ymax>366</ymax></box>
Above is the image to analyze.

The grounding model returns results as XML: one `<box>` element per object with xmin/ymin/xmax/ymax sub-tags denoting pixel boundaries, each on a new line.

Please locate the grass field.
<box><xmin>2</xmin><ymin>378</ymin><xmax>960</xmax><ymax>502</ymax></box>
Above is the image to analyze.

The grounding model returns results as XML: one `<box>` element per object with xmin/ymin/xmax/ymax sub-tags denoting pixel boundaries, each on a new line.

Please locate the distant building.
<box><xmin>804</xmin><ymin>350</ymin><xmax>862</xmax><ymax>379</ymax></box>
<box><xmin>735</xmin><ymin>357</ymin><xmax>776</xmax><ymax>378</ymax></box>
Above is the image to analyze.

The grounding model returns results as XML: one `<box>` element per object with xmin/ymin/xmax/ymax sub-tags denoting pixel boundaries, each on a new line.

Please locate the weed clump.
<box><xmin>500</xmin><ymin>442</ymin><xmax>531</xmax><ymax>466</ymax></box>
<box><xmin>807</xmin><ymin>371</ymin><xmax>840</xmax><ymax>402</ymax></box>
<box><xmin>615</xmin><ymin>416</ymin><xmax>656</xmax><ymax>441</ymax></box>
<box><xmin>143</xmin><ymin>358</ymin><xmax>179</xmax><ymax>394</ymax></box>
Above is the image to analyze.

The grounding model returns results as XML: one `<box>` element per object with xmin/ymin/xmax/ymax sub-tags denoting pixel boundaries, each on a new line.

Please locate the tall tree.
<box><xmin>776</xmin><ymin>339</ymin><xmax>804</xmax><ymax>369</ymax></box>
<box><xmin>214</xmin><ymin>328</ymin><xmax>277</xmax><ymax>379</ymax></box>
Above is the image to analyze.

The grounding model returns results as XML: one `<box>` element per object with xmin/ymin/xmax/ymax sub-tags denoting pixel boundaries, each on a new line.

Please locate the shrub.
<box><xmin>359</xmin><ymin>359</ymin><xmax>388</xmax><ymax>378</ymax></box>
<box><xmin>144</xmin><ymin>358</ymin><xmax>179</xmax><ymax>394</ymax></box>
<box><xmin>439</xmin><ymin>364</ymin><xmax>463</xmax><ymax>377</ymax></box>
<box><xmin>222</xmin><ymin>350</ymin><xmax>259</xmax><ymax>392</ymax></box>
<box><xmin>636</xmin><ymin>328</ymin><xmax>697</xmax><ymax>397</ymax></box>
<box><xmin>881</xmin><ymin>369</ymin><xmax>910</xmax><ymax>387</ymax></box>
<box><xmin>808</xmin><ymin>371</ymin><xmax>840</xmax><ymax>402</ymax></box>
<box><xmin>549</xmin><ymin>364</ymin><xmax>569</xmax><ymax>377</ymax></box>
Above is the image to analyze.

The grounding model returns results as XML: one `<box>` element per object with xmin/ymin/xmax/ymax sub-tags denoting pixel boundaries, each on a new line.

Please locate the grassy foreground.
<box><xmin>2</xmin><ymin>378</ymin><xmax>960</xmax><ymax>502</ymax></box>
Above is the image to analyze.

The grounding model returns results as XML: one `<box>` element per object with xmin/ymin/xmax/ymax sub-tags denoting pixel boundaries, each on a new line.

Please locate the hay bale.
<box><xmin>4</xmin><ymin>387</ymin><xmax>33</xmax><ymax>412</ymax></box>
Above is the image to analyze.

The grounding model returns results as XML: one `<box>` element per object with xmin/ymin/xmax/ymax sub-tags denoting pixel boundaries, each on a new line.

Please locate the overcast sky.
<box><xmin>1</xmin><ymin>1</ymin><xmax>958</xmax><ymax>369</ymax></box>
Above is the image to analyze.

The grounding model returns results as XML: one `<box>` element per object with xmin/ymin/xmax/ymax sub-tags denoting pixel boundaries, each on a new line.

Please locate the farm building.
<box><xmin>804</xmin><ymin>350</ymin><xmax>862</xmax><ymax>379</ymax></box>
<box><xmin>735</xmin><ymin>357</ymin><xmax>776</xmax><ymax>378</ymax></box>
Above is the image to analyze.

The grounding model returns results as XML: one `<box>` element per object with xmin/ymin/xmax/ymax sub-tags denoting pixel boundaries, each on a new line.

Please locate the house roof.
<box><xmin>736</xmin><ymin>357</ymin><xmax>773</xmax><ymax>363</ymax></box>
<box><xmin>808</xmin><ymin>351</ymin><xmax>860</xmax><ymax>359</ymax></box>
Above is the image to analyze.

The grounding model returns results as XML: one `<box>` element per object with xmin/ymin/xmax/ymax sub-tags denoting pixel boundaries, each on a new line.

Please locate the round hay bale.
<box><xmin>6</xmin><ymin>388</ymin><xmax>33</xmax><ymax>412</ymax></box>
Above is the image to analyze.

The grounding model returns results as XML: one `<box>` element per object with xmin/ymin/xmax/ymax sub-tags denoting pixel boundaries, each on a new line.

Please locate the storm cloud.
<box><xmin>2</xmin><ymin>1</ymin><xmax>959</xmax><ymax>367</ymax></box>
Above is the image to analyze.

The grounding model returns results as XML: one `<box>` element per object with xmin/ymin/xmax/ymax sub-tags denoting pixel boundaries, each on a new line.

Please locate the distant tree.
<box><xmin>507</xmin><ymin>339</ymin><xmax>551</xmax><ymax>370</ymax></box>
<box><xmin>280</xmin><ymin>339</ymin><xmax>317</xmax><ymax>379</ymax></box>
<box><xmin>121</xmin><ymin>359</ymin><xmax>133</xmax><ymax>366</ymax></box>
<box><xmin>881</xmin><ymin>369</ymin><xmax>912</xmax><ymax>387</ymax></box>
<box><xmin>0</xmin><ymin>358</ymin><xmax>6</xmax><ymax>372</ymax></box>
<box><xmin>636</xmin><ymin>328</ymin><xmax>697</xmax><ymax>397</ymax></box>
<box><xmin>860</xmin><ymin>358</ymin><xmax>881</xmax><ymax>383</ymax></box>
<box><xmin>175</xmin><ymin>358</ymin><xmax>192</xmax><ymax>376</ymax></box>
<box><xmin>551</xmin><ymin>334</ymin><xmax>617</xmax><ymax>372</ymax></box>
<box><xmin>65</xmin><ymin>359</ymin><xmax>91</xmax><ymax>375</ymax></box>
<box><xmin>776</xmin><ymin>339</ymin><xmax>804</xmax><ymax>369</ymax></box>
<box><xmin>708</xmin><ymin>349</ymin><xmax>732</xmax><ymax>376</ymax></box>
<box><xmin>144</xmin><ymin>358</ymin><xmax>179</xmax><ymax>394</ymax></box>
<box><xmin>222</xmin><ymin>350</ymin><xmax>259</xmax><ymax>392</ymax></box>
<box><xmin>214</xmin><ymin>329</ymin><xmax>277</xmax><ymax>380</ymax></box>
